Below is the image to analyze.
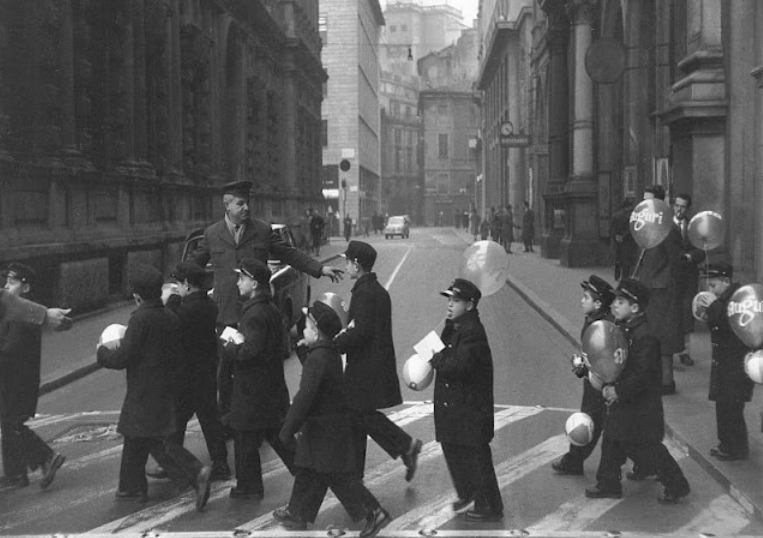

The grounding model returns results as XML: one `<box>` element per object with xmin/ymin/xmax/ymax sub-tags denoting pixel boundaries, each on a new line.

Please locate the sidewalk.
<box><xmin>453</xmin><ymin>228</ymin><xmax>763</xmax><ymax>523</ymax></box>
<box><xmin>38</xmin><ymin>240</ymin><xmax>347</xmax><ymax>396</ymax></box>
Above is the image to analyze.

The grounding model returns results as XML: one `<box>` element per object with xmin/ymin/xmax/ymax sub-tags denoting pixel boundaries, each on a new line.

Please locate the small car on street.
<box><xmin>384</xmin><ymin>215</ymin><xmax>410</xmax><ymax>239</ymax></box>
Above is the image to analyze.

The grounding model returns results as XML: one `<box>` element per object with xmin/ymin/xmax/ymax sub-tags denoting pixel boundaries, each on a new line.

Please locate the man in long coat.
<box><xmin>521</xmin><ymin>201</ymin><xmax>535</xmax><ymax>252</ymax></box>
<box><xmin>334</xmin><ymin>241</ymin><xmax>422</xmax><ymax>482</ymax></box>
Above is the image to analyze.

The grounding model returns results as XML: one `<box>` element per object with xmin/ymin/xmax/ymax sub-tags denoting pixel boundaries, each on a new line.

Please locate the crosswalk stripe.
<box><xmin>87</xmin><ymin>403</ymin><xmax>439</xmax><ymax>534</ymax></box>
<box><xmin>17</xmin><ymin>531</ymin><xmax>763</xmax><ymax>538</ymax></box>
<box><xmin>385</xmin><ymin>434</ymin><xmax>568</xmax><ymax>531</ymax></box>
<box><xmin>677</xmin><ymin>494</ymin><xmax>752</xmax><ymax>535</ymax></box>
<box><xmin>0</xmin><ymin>411</ymin><xmax>123</xmax><ymax>441</ymax></box>
<box><xmin>242</xmin><ymin>406</ymin><xmax>544</xmax><ymax>532</ymax></box>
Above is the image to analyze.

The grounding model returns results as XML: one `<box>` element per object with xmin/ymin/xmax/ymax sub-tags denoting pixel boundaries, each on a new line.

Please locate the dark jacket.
<box><xmin>0</xmin><ymin>289</ymin><xmax>47</xmax><ymax>327</ymax></box>
<box><xmin>96</xmin><ymin>299</ymin><xmax>179</xmax><ymax>438</ymax></box>
<box><xmin>430</xmin><ymin>310</ymin><xmax>494</xmax><ymax>445</ymax></box>
<box><xmin>0</xmin><ymin>318</ymin><xmax>42</xmax><ymax>421</ymax></box>
<box><xmin>604</xmin><ymin>314</ymin><xmax>664</xmax><ymax>443</ymax></box>
<box><xmin>226</xmin><ymin>294</ymin><xmax>290</xmax><ymax>430</ymax></box>
<box><xmin>192</xmin><ymin>217</ymin><xmax>323</xmax><ymax>326</ymax></box>
<box><xmin>522</xmin><ymin>208</ymin><xmax>535</xmax><ymax>241</ymax></box>
<box><xmin>335</xmin><ymin>273</ymin><xmax>402</xmax><ymax>411</ymax></box>
<box><xmin>166</xmin><ymin>290</ymin><xmax>218</xmax><ymax>391</ymax></box>
<box><xmin>280</xmin><ymin>340</ymin><xmax>356</xmax><ymax>473</ymax></box>
<box><xmin>706</xmin><ymin>283</ymin><xmax>755</xmax><ymax>403</ymax></box>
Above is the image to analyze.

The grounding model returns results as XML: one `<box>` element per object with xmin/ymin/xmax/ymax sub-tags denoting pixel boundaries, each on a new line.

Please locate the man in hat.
<box><xmin>0</xmin><ymin>263</ymin><xmax>67</xmax><ymax>490</ymax></box>
<box><xmin>191</xmin><ymin>180</ymin><xmax>344</xmax><ymax>424</ymax></box>
<box><xmin>334</xmin><ymin>241</ymin><xmax>423</xmax><ymax>483</ymax></box>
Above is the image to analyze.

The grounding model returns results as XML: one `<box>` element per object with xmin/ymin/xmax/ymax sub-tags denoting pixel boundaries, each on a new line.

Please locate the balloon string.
<box><xmin>703</xmin><ymin>244</ymin><xmax>709</xmax><ymax>290</ymax></box>
<box><xmin>631</xmin><ymin>249</ymin><xmax>645</xmax><ymax>279</ymax></box>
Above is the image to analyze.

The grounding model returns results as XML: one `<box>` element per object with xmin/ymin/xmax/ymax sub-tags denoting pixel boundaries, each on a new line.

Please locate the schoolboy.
<box><xmin>223</xmin><ymin>258</ymin><xmax>294</xmax><ymax>499</ymax></box>
<box><xmin>703</xmin><ymin>262</ymin><xmax>754</xmax><ymax>461</ymax></box>
<box><xmin>430</xmin><ymin>278</ymin><xmax>503</xmax><ymax>521</ymax></box>
<box><xmin>275</xmin><ymin>300</ymin><xmax>391</xmax><ymax>537</ymax></box>
<box><xmin>96</xmin><ymin>264</ymin><xmax>212</xmax><ymax>511</ymax></box>
<box><xmin>164</xmin><ymin>261</ymin><xmax>230</xmax><ymax>480</ymax></box>
<box><xmin>334</xmin><ymin>240</ymin><xmax>422</xmax><ymax>482</ymax></box>
<box><xmin>0</xmin><ymin>263</ymin><xmax>66</xmax><ymax>490</ymax></box>
<box><xmin>586</xmin><ymin>278</ymin><xmax>690</xmax><ymax>504</ymax></box>
<box><xmin>552</xmin><ymin>275</ymin><xmax>615</xmax><ymax>475</ymax></box>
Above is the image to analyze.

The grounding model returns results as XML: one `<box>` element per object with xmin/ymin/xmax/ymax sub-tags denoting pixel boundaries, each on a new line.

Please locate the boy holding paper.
<box><xmin>429</xmin><ymin>278</ymin><xmax>503</xmax><ymax>521</ymax></box>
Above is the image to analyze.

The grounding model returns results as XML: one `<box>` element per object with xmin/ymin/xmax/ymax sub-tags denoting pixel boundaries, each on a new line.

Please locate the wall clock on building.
<box><xmin>500</xmin><ymin>121</ymin><xmax>514</xmax><ymax>136</ymax></box>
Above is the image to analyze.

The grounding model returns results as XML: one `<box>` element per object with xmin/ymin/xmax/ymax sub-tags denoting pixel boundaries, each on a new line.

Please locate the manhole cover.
<box><xmin>53</xmin><ymin>423</ymin><xmax>121</xmax><ymax>443</ymax></box>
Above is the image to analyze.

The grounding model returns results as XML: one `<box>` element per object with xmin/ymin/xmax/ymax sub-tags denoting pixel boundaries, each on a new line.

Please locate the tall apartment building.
<box><xmin>321</xmin><ymin>0</ymin><xmax>385</xmax><ymax>227</ymax></box>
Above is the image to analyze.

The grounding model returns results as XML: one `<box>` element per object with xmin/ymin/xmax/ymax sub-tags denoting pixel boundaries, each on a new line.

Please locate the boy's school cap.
<box><xmin>302</xmin><ymin>300</ymin><xmax>343</xmax><ymax>339</ymax></box>
<box><xmin>173</xmin><ymin>261</ymin><xmax>208</xmax><ymax>287</ymax></box>
<box><xmin>340</xmin><ymin>240</ymin><xmax>377</xmax><ymax>268</ymax></box>
<box><xmin>440</xmin><ymin>278</ymin><xmax>482</xmax><ymax>303</ymax></box>
<box><xmin>222</xmin><ymin>180</ymin><xmax>253</xmax><ymax>199</ymax></box>
<box><xmin>235</xmin><ymin>258</ymin><xmax>271</xmax><ymax>285</ymax></box>
<box><xmin>614</xmin><ymin>277</ymin><xmax>650</xmax><ymax>307</ymax></box>
<box><xmin>2</xmin><ymin>262</ymin><xmax>35</xmax><ymax>285</ymax></box>
<box><xmin>581</xmin><ymin>275</ymin><xmax>615</xmax><ymax>304</ymax></box>
<box><xmin>703</xmin><ymin>261</ymin><xmax>733</xmax><ymax>279</ymax></box>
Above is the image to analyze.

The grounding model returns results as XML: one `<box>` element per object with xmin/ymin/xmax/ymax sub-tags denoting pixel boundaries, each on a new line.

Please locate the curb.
<box><xmin>40</xmin><ymin>254</ymin><xmax>343</xmax><ymax>397</ymax></box>
<box><xmin>505</xmin><ymin>274</ymin><xmax>763</xmax><ymax>523</ymax></box>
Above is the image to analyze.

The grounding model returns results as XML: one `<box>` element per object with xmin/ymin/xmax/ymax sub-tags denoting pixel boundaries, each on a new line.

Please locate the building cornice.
<box><xmin>476</xmin><ymin>5</ymin><xmax>532</xmax><ymax>91</ymax></box>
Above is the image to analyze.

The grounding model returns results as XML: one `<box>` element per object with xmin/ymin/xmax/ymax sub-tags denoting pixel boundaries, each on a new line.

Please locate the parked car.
<box><xmin>384</xmin><ymin>215</ymin><xmax>410</xmax><ymax>239</ymax></box>
<box><xmin>181</xmin><ymin>224</ymin><xmax>311</xmax><ymax>340</ymax></box>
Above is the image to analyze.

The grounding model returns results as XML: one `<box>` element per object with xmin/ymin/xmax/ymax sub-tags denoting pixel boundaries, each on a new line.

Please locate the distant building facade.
<box><xmin>321</xmin><ymin>0</ymin><xmax>385</xmax><ymax>228</ymax></box>
<box><xmin>0</xmin><ymin>0</ymin><xmax>326</xmax><ymax>310</ymax></box>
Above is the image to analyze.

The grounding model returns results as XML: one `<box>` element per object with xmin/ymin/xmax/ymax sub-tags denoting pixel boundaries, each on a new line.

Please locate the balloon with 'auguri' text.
<box><xmin>629</xmin><ymin>199</ymin><xmax>673</xmax><ymax>250</ymax></box>
<box><xmin>728</xmin><ymin>284</ymin><xmax>763</xmax><ymax>349</ymax></box>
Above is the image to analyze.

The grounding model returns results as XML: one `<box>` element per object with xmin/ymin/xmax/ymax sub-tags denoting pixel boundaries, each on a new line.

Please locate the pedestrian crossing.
<box><xmin>1</xmin><ymin>403</ymin><xmax>761</xmax><ymax>538</ymax></box>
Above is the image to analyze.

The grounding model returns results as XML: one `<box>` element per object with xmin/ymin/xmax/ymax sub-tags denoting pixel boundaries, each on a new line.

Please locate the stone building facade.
<box><xmin>477</xmin><ymin>0</ymin><xmax>763</xmax><ymax>282</ymax></box>
<box><xmin>0</xmin><ymin>0</ymin><xmax>326</xmax><ymax>311</ymax></box>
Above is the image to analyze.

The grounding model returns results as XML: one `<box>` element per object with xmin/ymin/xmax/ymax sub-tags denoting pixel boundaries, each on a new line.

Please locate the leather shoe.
<box><xmin>626</xmin><ymin>468</ymin><xmax>657</xmax><ymax>481</ymax></box>
<box><xmin>230</xmin><ymin>486</ymin><xmax>264</xmax><ymax>500</ymax></box>
<box><xmin>194</xmin><ymin>466</ymin><xmax>212</xmax><ymax>512</ymax></box>
<box><xmin>452</xmin><ymin>496</ymin><xmax>474</xmax><ymax>512</ymax></box>
<box><xmin>585</xmin><ymin>484</ymin><xmax>622</xmax><ymax>499</ymax></box>
<box><xmin>274</xmin><ymin>506</ymin><xmax>307</xmax><ymax>530</ymax></box>
<box><xmin>40</xmin><ymin>453</ymin><xmax>65</xmax><ymax>490</ymax></box>
<box><xmin>678</xmin><ymin>353</ymin><xmax>694</xmax><ymax>366</ymax></box>
<box><xmin>0</xmin><ymin>474</ymin><xmax>30</xmax><ymax>489</ymax></box>
<box><xmin>403</xmin><ymin>438</ymin><xmax>422</xmax><ymax>482</ymax></box>
<box><xmin>464</xmin><ymin>509</ymin><xmax>503</xmax><ymax>522</ymax></box>
<box><xmin>710</xmin><ymin>446</ymin><xmax>748</xmax><ymax>461</ymax></box>
<box><xmin>115</xmin><ymin>490</ymin><xmax>148</xmax><ymax>503</ymax></box>
<box><xmin>361</xmin><ymin>507</ymin><xmax>391</xmax><ymax>538</ymax></box>
<box><xmin>657</xmin><ymin>483</ymin><xmax>690</xmax><ymax>504</ymax></box>
<box><xmin>551</xmin><ymin>457</ymin><xmax>584</xmax><ymax>476</ymax></box>
<box><xmin>210</xmin><ymin>463</ymin><xmax>232</xmax><ymax>481</ymax></box>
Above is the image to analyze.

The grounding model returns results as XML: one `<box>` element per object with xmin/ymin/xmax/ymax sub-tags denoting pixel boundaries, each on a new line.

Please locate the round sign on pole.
<box><xmin>339</xmin><ymin>159</ymin><xmax>351</xmax><ymax>172</ymax></box>
<box><xmin>585</xmin><ymin>38</ymin><xmax>626</xmax><ymax>84</ymax></box>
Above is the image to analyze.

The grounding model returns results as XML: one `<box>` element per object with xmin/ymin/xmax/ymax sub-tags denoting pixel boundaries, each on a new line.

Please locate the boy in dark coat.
<box><xmin>552</xmin><ymin>275</ymin><xmax>615</xmax><ymax>475</ymax></box>
<box><xmin>430</xmin><ymin>278</ymin><xmax>503</xmax><ymax>521</ymax></box>
<box><xmin>223</xmin><ymin>258</ymin><xmax>294</xmax><ymax>499</ymax></box>
<box><xmin>275</xmin><ymin>301</ymin><xmax>391</xmax><ymax>537</ymax></box>
<box><xmin>334</xmin><ymin>241</ymin><xmax>422</xmax><ymax>482</ymax></box>
<box><xmin>97</xmin><ymin>265</ymin><xmax>211</xmax><ymax>510</ymax></box>
<box><xmin>703</xmin><ymin>262</ymin><xmax>754</xmax><ymax>460</ymax></box>
<box><xmin>585</xmin><ymin>278</ymin><xmax>690</xmax><ymax>504</ymax></box>
<box><xmin>0</xmin><ymin>263</ymin><xmax>66</xmax><ymax>490</ymax></box>
<box><xmin>164</xmin><ymin>261</ymin><xmax>230</xmax><ymax>480</ymax></box>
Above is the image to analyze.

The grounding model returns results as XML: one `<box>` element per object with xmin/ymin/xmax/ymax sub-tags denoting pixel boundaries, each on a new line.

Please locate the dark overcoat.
<box><xmin>226</xmin><ymin>295</ymin><xmax>290</xmax><ymax>430</ymax></box>
<box><xmin>0</xmin><ymin>319</ymin><xmax>42</xmax><ymax>421</ymax></box>
<box><xmin>96</xmin><ymin>299</ymin><xmax>179</xmax><ymax>438</ymax></box>
<box><xmin>334</xmin><ymin>273</ymin><xmax>403</xmax><ymax>412</ymax></box>
<box><xmin>604</xmin><ymin>314</ymin><xmax>664</xmax><ymax>443</ymax></box>
<box><xmin>280</xmin><ymin>340</ymin><xmax>356</xmax><ymax>473</ymax></box>
<box><xmin>192</xmin><ymin>217</ymin><xmax>323</xmax><ymax>326</ymax></box>
<box><xmin>705</xmin><ymin>283</ymin><xmax>755</xmax><ymax>403</ymax></box>
<box><xmin>0</xmin><ymin>289</ymin><xmax>47</xmax><ymax>326</ymax></box>
<box><xmin>675</xmin><ymin>217</ymin><xmax>706</xmax><ymax>334</ymax></box>
<box><xmin>430</xmin><ymin>310</ymin><xmax>494</xmax><ymax>446</ymax></box>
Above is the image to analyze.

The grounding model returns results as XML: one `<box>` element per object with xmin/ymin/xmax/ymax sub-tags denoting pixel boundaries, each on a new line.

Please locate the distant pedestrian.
<box><xmin>610</xmin><ymin>199</ymin><xmax>636</xmax><ymax>280</ymax></box>
<box><xmin>274</xmin><ymin>300</ymin><xmax>390</xmax><ymax>536</ymax></box>
<box><xmin>479</xmin><ymin>218</ymin><xmax>490</xmax><ymax>240</ymax></box>
<box><xmin>552</xmin><ymin>275</ymin><xmax>614</xmax><ymax>476</ymax></box>
<box><xmin>469</xmin><ymin>209</ymin><xmax>480</xmax><ymax>242</ymax></box>
<box><xmin>585</xmin><ymin>278</ymin><xmax>690</xmax><ymax>504</ymax></box>
<box><xmin>97</xmin><ymin>265</ymin><xmax>212</xmax><ymax>510</ymax></box>
<box><xmin>703</xmin><ymin>262</ymin><xmax>754</xmax><ymax>461</ymax></box>
<box><xmin>222</xmin><ymin>258</ymin><xmax>295</xmax><ymax>499</ymax></box>
<box><xmin>490</xmin><ymin>210</ymin><xmax>502</xmax><ymax>245</ymax></box>
<box><xmin>309</xmin><ymin>209</ymin><xmax>326</xmax><ymax>256</ymax></box>
<box><xmin>430</xmin><ymin>278</ymin><xmax>503</xmax><ymax>521</ymax></box>
<box><xmin>522</xmin><ymin>201</ymin><xmax>535</xmax><ymax>252</ymax></box>
<box><xmin>501</xmin><ymin>205</ymin><xmax>517</xmax><ymax>253</ymax></box>
<box><xmin>0</xmin><ymin>263</ymin><xmax>66</xmax><ymax>491</ymax></box>
<box><xmin>344</xmin><ymin>215</ymin><xmax>353</xmax><ymax>242</ymax></box>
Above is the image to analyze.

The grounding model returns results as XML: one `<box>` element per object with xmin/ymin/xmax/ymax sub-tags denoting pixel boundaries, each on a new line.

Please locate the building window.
<box><xmin>321</xmin><ymin>119</ymin><xmax>328</xmax><ymax>147</ymax></box>
<box><xmin>438</xmin><ymin>133</ymin><xmax>448</xmax><ymax>158</ymax></box>
<box><xmin>319</xmin><ymin>15</ymin><xmax>327</xmax><ymax>43</ymax></box>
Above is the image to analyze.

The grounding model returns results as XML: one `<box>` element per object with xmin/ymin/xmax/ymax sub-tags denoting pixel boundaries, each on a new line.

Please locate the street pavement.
<box><xmin>451</xmin><ymin>227</ymin><xmax>763</xmax><ymax>524</ymax></box>
<box><xmin>34</xmin><ymin>227</ymin><xmax>763</xmax><ymax>526</ymax></box>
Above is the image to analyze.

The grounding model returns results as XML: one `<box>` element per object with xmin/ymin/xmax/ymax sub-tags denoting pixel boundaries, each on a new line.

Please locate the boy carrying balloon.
<box><xmin>702</xmin><ymin>262</ymin><xmax>754</xmax><ymax>461</ymax></box>
<box><xmin>552</xmin><ymin>275</ymin><xmax>615</xmax><ymax>476</ymax></box>
<box><xmin>429</xmin><ymin>278</ymin><xmax>503</xmax><ymax>521</ymax></box>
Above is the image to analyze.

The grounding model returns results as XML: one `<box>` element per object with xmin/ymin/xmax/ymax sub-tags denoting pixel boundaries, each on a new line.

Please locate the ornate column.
<box><xmin>559</xmin><ymin>0</ymin><xmax>600</xmax><ymax>267</ymax></box>
<box><xmin>540</xmin><ymin>0</ymin><xmax>569</xmax><ymax>258</ymax></box>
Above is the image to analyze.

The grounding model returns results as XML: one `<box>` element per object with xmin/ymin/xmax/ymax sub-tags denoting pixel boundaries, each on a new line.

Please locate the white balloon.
<box><xmin>98</xmin><ymin>323</ymin><xmax>126</xmax><ymax>350</ymax></box>
<box><xmin>565</xmin><ymin>412</ymin><xmax>594</xmax><ymax>447</ymax></box>
<box><xmin>744</xmin><ymin>350</ymin><xmax>763</xmax><ymax>384</ymax></box>
<box><xmin>402</xmin><ymin>353</ymin><xmax>434</xmax><ymax>391</ymax></box>
<box><xmin>459</xmin><ymin>240</ymin><xmax>509</xmax><ymax>297</ymax></box>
